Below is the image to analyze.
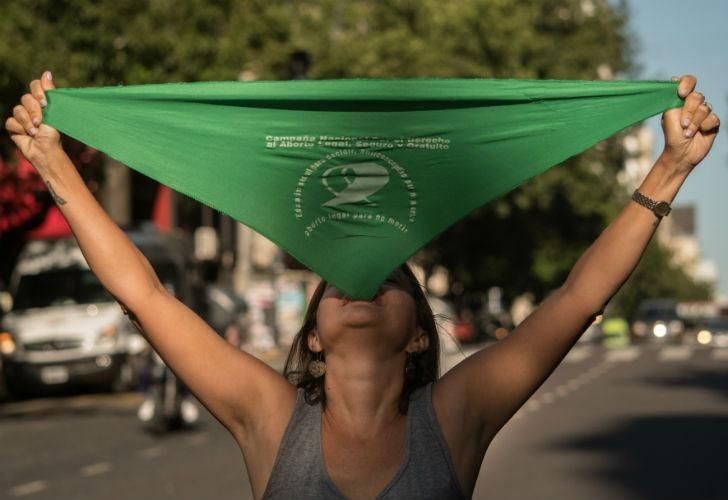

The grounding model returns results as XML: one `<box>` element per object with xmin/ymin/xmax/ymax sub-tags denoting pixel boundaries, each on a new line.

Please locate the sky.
<box><xmin>625</xmin><ymin>0</ymin><xmax>728</xmax><ymax>299</ymax></box>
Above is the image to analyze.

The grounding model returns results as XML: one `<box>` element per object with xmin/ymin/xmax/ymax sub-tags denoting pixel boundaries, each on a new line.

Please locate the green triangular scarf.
<box><xmin>43</xmin><ymin>79</ymin><xmax>681</xmax><ymax>299</ymax></box>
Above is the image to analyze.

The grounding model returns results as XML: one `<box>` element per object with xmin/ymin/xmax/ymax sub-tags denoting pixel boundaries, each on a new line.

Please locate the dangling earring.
<box><xmin>308</xmin><ymin>351</ymin><xmax>326</xmax><ymax>378</ymax></box>
<box><xmin>405</xmin><ymin>352</ymin><xmax>416</xmax><ymax>380</ymax></box>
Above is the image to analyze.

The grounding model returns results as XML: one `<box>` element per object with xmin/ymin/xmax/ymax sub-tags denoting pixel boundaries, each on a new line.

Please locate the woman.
<box><xmin>5</xmin><ymin>72</ymin><xmax>720</xmax><ymax>499</ymax></box>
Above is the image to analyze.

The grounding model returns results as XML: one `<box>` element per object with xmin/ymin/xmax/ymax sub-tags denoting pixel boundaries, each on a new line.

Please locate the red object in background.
<box><xmin>26</xmin><ymin>205</ymin><xmax>72</xmax><ymax>240</ymax></box>
<box><xmin>453</xmin><ymin>320</ymin><xmax>475</xmax><ymax>342</ymax></box>
<box><xmin>152</xmin><ymin>184</ymin><xmax>172</xmax><ymax>233</ymax></box>
<box><xmin>0</xmin><ymin>154</ymin><xmax>46</xmax><ymax>235</ymax></box>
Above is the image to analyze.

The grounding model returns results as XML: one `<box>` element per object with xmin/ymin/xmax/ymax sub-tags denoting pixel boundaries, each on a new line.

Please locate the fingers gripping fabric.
<box><xmin>43</xmin><ymin>79</ymin><xmax>682</xmax><ymax>299</ymax></box>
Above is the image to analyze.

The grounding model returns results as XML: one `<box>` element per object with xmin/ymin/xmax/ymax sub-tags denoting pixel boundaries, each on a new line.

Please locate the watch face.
<box><xmin>654</xmin><ymin>201</ymin><xmax>671</xmax><ymax>217</ymax></box>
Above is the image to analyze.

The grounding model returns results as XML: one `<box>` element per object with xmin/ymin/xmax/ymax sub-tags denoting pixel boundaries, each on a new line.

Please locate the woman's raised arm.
<box><xmin>435</xmin><ymin>75</ymin><xmax>720</xmax><ymax>444</ymax></box>
<box><xmin>5</xmin><ymin>72</ymin><xmax>295</xmax><ymax>438</ymax></box>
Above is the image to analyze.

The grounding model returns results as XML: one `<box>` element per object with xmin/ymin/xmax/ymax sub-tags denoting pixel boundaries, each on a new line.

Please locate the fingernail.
<box><xmin>46</xmin><ymin>71</ymin><xmax>53</xmax><ymax>81</ymax></box>
<box><xmin>684</xmin><ymin>128</ymin><xmax>693</xmax><ymax>138</ymax></box>
<box><xmin>682</xmin><ymin>118</ymin><xmax>690</xmax><ymax>128</ymax></box>
<box><xmin>32</xmin><ymin>117</ymin><xmax>40</xmax><ymax>127</ymax></box>
<box><xmin>29</xmin><ymin>127</ymin><xmax>37</xmax><ymax>136</ymax></box>
<box><xmin>40</xmin><ymin>98</ymin><xmax>48</xmax><ymax>107</ymax></box>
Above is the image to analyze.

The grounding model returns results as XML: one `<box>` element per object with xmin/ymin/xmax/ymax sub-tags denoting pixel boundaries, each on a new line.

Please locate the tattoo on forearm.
<box><xmin>46</xmin><ymin>181</ymin><xmax>67</xmax><ymax>205</ymax></box>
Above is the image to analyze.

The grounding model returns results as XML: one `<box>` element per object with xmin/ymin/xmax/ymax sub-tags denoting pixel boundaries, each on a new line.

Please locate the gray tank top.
<box><xmin>262</xmin><ymin>383</ymin><xmax>466</xmax><ymax>499</ymax></box>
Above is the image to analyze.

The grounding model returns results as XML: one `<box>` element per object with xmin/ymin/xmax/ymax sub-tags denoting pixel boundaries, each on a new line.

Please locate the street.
<box><xmin>2</xmin><ymin>341</ymin><xmax>727</xmax><ymax>500</ymax></box>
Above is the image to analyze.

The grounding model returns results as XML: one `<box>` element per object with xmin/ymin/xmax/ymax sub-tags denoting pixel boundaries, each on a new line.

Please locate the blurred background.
<box><xmin>0</xmin><ymin>1</ymin><xmax>726</xmax><ymax>499</ymax></box>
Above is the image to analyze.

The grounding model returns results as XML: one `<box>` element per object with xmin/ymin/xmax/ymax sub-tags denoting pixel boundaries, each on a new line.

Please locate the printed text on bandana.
<box><xmin>265</xmin><ymin>135</ymin><xmax>450</xmax><ymax>150</ymax></box>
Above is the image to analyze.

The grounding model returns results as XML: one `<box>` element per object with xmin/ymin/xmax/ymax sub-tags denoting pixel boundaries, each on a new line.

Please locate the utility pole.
<box><xmin>100</xmin><ymin>158</ymin><xmax>131</xmax><ymax>227</ymax></box>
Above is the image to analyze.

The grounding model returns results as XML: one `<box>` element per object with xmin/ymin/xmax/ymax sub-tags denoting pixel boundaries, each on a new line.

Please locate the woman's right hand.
<box><xmin>4</xmin><ymin>71</ymin><xmax>62</xmax><ymax>173</ymax></box>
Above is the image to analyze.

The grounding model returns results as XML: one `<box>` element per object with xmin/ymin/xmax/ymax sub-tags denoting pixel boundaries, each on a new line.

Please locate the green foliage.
<box><xmin>0</xmin><ymin>0</ymin><xmax>634</xmax><ymax>112</ymax></box>
<box><xmin>612</xmin><ymin>240</ymin><xmax>713</xmax><ymax>318</ymax></box>
<box><xmin>0</xmin><ymin>0</ymin><xmax>711</xmax><ymax>314</ymax></box>
<box><xmin>304</xmin><ymin>0</ymin><xmax>632</xmax><ymax>80</ymax></box>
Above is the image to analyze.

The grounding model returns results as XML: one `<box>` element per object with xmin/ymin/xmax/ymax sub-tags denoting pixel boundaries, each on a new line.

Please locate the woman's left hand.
<box><xmin>660</xmin><ymin>74</ymin><xmax>720</xmax><ymax>174</ymax></box>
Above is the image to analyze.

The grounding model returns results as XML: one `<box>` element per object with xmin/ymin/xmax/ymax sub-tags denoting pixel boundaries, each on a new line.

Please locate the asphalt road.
<box><xmin>2</xmin><ymin>341</ymin><xmax>727</xmax><ymax>500</ymax></box>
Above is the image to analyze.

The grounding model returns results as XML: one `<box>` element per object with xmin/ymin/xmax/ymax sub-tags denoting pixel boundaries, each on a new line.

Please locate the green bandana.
<box><xmin>43</xmin><ymin>79</ymin><xmax>682</xmax><ymax>299</ymax></box>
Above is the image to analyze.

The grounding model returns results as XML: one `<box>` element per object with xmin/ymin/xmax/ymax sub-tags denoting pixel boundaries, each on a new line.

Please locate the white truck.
<box><xmin>0</xmin><ymin>227</ymin><xmax>192</xmax><ymax>397</ymax></box>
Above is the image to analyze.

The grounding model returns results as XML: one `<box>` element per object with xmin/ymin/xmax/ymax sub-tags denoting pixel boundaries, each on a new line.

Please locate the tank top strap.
<box><xmin>378</xmin><ymin>383</ymin><xmax>465</xmax><ymax>499</ymax></box>
<box><xmin>262</xmin><ymin>389</ymin><xmax>339</xmax><ymax>499</ymax></box>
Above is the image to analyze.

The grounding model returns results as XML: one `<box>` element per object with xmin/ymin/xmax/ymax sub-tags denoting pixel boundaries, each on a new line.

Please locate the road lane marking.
<box><xmin>555</xmin><ymin>386</ymin><xmax>570</xmax><ymax>397</ymax></box>
<box><xmin>590</xmin><ymin>361</ymin><xmax>610</xmax><ymax>372</ymax></box>
<box><xmin>711</xmin><ymin>348</ymin><xmax>728</xmax><ymax>361</ymax></box>
<box><xmin>658</xmin><ymin>346</ymin><xmax>692</xmax><ymax>362</ymax></box>
<box><xmin>540</xmin><ymin>392</ymin><xmax>556</xmax><ymax>404</ymax></box>
<box><xmin>10</xmin><ymin>480</ymin><xmax>48</xmax><ymax>497</ymax></box>
<box><xmin>513</xmin><ymin>358</ymin><xmax>617</xmax><ymax>420</ymax></box>
<box><xmin>139</xmin><ymin>446</ymin><xmax>167</xmax><ymax>459</ymax></box>
<box><xmin>186</xmin><ymin>432</ymin><xmax>210</xmax><ymax>446</ymax></box>
<box><xmin>525</xmin><ymin>400</ymin><xmax>541</xmax><ymax>412</ymax></box>
<box><xmin>563</xmin><ymin>346</ymin><xmax>593</xmax><ymax>363</ymax></box>
<box><xmin>605</xmin><ymin>347</ymin><xmax>641</xmax><ymax>363</ymax></box>
<box><xmin>566</xmin><ymin>379</ymin><xmax>582</xmax><ymax>390</ymax></box>
<box><xmin>80</xmin><ymin>462</ymin><xmax>113</xmax><ymax>477</ymax></box>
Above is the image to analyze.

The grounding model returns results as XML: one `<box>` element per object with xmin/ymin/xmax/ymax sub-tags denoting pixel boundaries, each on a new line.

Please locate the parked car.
<box><xmin>0</xmin><ymin>227</ymin><xmax>193</xmax><ymax>397</ymax></box>
<box><xmin>630</xmin><ymin>299</ymin><xmax>685</xmax><ymax>344</ymax></box>
<box><xmin>693</xmin><ymin>316</ymin><xmax>728</xmax><ymax>347</ymax></box>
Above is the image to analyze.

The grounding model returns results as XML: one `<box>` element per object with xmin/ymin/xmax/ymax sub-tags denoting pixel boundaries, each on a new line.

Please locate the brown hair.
<box><xmin>283</xmin><ymin>263</ymin><xmax>440</xmax><ymax>414</ymax></box>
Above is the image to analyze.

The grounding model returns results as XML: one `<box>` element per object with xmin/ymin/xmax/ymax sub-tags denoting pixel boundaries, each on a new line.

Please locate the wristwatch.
<box><xmin>632</xmin><ymin>190</ymin><xmax>671</xmax><ymax>219</ymax></box>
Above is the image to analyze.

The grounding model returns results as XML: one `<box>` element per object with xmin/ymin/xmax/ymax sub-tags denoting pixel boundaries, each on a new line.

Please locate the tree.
<box><xmin>0</xmin><ymin>0</ymin><xmax>710</xmax><ymax>314</ymax></box>
<box><xmin>612</xmin><ymin>240</ymin><xmax>713</xmax><ymax>318</ymax></box>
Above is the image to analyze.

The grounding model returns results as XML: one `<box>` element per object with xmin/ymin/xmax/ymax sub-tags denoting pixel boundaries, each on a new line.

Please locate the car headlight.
<box><xmin>633</xmin><ymin>321</ymin><xmax>647</xmax><ymax>336</ymax></box>
<box><xmin>653</xmin><ymin>323</ymin><xmax>667</xmax><ymax>338</ymax></box>
<box><xmin>96</xmin><ymin>325</ymin><xmax>119</xmax><ymax>346</ymax></box>
<box><xmin>0</xmin><ymin>331</ymin><xmax>16</xmax><ymax>355</ymax></box>
<box><xmin>668</xmin><ymin>320</ymin><xmax>684</xmax><ymax>334</ymax></box>
<box><xmin>696</xmin><ymin>330</ymin><xmax>712</xmax><ymax>345</ymax></box>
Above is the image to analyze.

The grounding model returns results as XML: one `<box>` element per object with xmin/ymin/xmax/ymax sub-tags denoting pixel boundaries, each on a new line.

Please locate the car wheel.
<box><xmin>2</xmin><ymin>372</ymin><xmax>29</xmax><ymax>400</ymax></box>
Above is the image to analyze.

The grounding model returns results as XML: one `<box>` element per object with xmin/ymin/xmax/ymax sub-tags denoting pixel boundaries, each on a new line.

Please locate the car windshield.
<box><xmin>636</xmin><ymin>305</ymin><xmax>678</xmax><ymax>320</ymax></box>
<box><xmin>13</xmin><ymin>268</ymin><xmax>112</xmax><ymax>310</ymax></box>
<box><xmin>701</xmin><ymin>317</ymin><xmax>728</xmax><ymax>329</ymax></box>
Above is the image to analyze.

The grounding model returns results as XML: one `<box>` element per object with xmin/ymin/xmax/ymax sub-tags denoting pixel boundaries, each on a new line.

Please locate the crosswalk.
<box><xmin>442</xmin><ymin>342</ymin><xmax>727</xmax><ymax>375</ymax></box>
<box><xmin>563</xmin><ymin>343</ymin><xmax>728</xmax><ymax>364</ymax></box>
<box><xmin>712</xmin><ymin>348</ymin><xmax>728</xmax><ymax>361</ymax></box>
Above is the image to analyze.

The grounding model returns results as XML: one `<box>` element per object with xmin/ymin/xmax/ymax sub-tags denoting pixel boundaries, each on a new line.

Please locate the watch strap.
<box><xmin>632</xmin><ymin>190</ymin><xmax>671</xmax><ymax>218</ymax></box>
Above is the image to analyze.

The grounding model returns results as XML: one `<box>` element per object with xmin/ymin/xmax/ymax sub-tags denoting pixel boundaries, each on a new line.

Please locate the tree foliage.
<box><xmin>612</xmin><ymin>240</ymin><xmax>713</xmax><ymax>318</ymax></box>
<box><xmin>0</xmin><ymin>0</ymin><xmax>711</xmax><ymax>313</ymax></box>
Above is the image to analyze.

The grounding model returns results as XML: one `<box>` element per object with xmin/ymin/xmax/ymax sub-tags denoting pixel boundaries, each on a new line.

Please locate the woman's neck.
<box><xmin>322</xmin><ymin>351</ymin><xmax>406</xmax><ymax>439</ymax></box>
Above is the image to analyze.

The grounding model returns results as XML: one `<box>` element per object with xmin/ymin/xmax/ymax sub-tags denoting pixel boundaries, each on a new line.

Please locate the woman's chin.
<box><xmin>339</xmin><ymin>301</ymin><xmax>383</xmax><ymax>327</ymax></box>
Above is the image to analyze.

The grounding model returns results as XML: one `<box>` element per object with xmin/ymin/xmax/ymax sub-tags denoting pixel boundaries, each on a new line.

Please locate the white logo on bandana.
<box><xmin>321</xmin><ymin>162</ymin><xmax>390</xmax><ymax>207</ymax></box>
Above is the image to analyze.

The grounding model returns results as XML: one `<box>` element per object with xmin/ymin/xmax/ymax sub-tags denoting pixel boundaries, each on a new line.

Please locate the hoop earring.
<box><xmin>405</xmin><ymin>352</ymin><xmax>416</xmax><ymax>381</ymax></box>
<box><xmin>308</xmin><ymin>351</ymin><xmax>326</xmax><ymax>378</ymax></box>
